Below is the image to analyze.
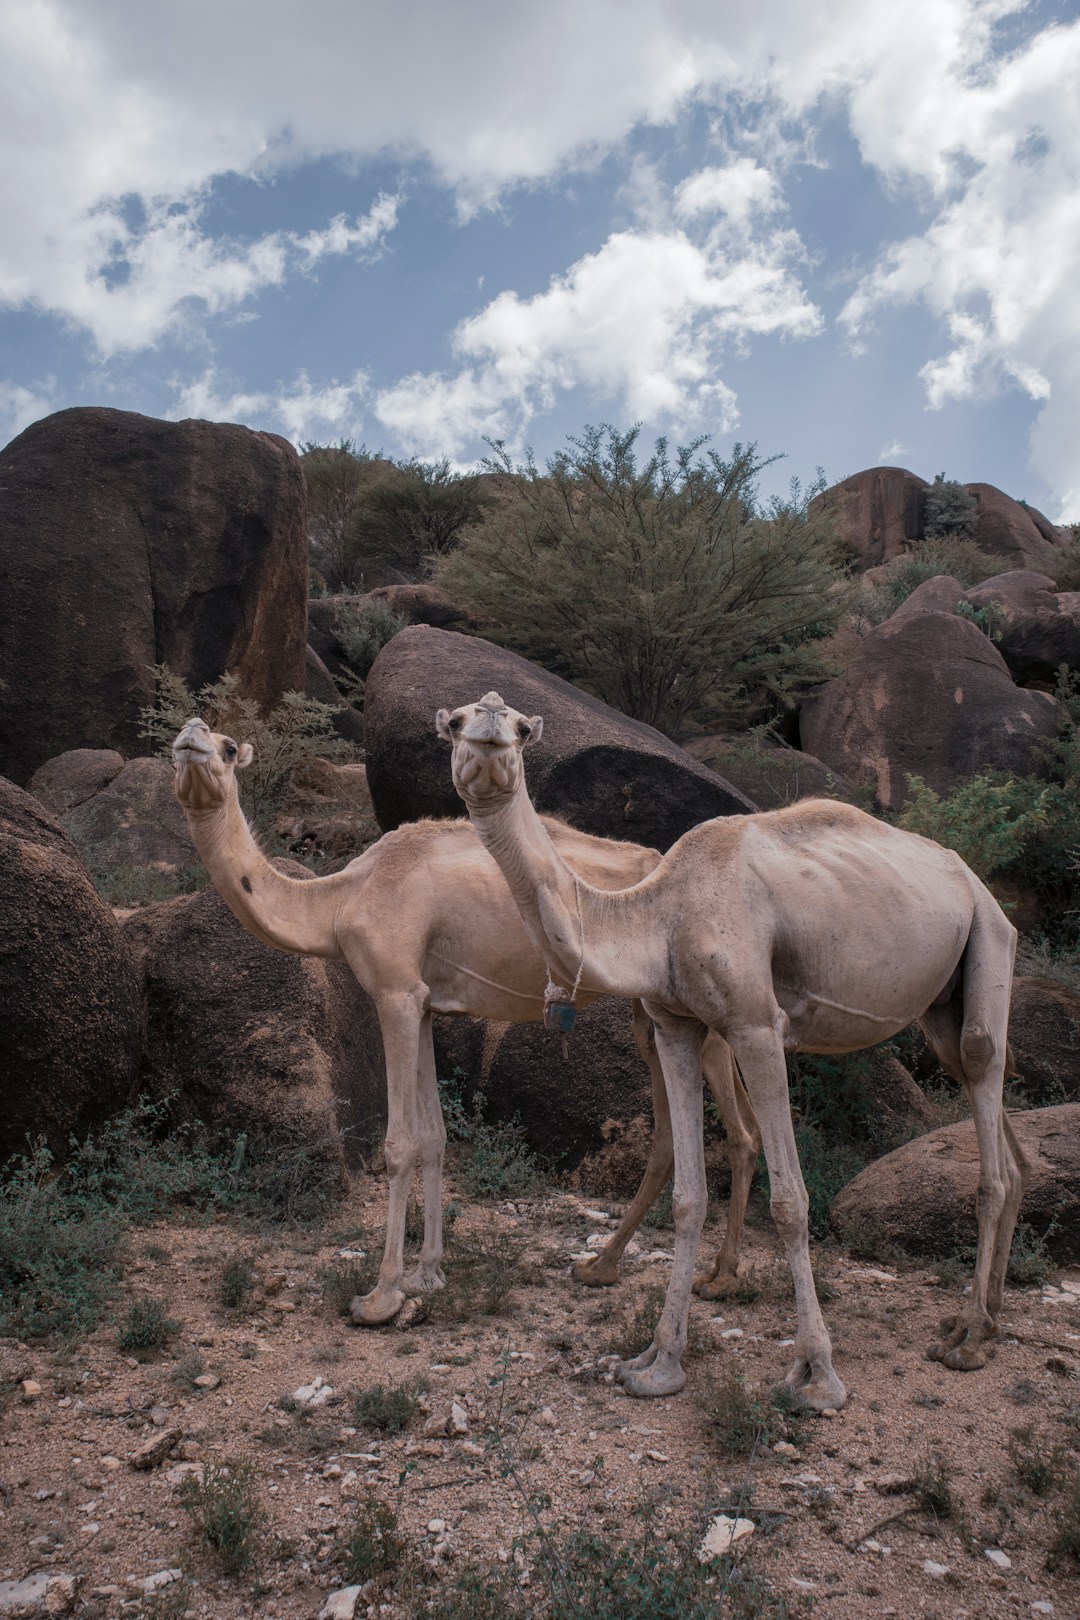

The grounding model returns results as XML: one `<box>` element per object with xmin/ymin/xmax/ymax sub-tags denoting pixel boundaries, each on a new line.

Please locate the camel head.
<box><xmin>436</xmin><ymin>690</ymin><xmax>543</xmax><ymax>809</ymax></box>
<box><xmin>172</xmin><ymin>716</ymin><xmax>253</xmax><ymax>812</ymax></box>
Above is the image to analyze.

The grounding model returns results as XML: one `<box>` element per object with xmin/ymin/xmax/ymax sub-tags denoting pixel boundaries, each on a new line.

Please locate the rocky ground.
<box><xmin>2</xmin><ymin>1180</ymin><xmax>1079</xmax><ymax>1620</ymax></box>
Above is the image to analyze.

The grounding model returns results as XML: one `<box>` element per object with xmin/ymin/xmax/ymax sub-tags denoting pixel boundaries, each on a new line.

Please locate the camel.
<box><xmin>171</xmin><ymin>716</ymin><xmax>761</xmax><ymax>1324</ymax></box>
<box><xmin>437</xmin><ymin>691</ymin><xmax>1030</xmax><ymax>1411</ymax></box>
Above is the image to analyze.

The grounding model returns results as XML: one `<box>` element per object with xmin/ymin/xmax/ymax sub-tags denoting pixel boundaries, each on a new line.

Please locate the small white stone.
<box><xmin>923</xmin><ymin>1559</ymin><xmax>950</xmax><ymax>1579</ymax></box>
<box><xmin>720</xmin><ymin>1328</ymin><xmax>744</xmax><ymax>1340</ymax></box>
<box><xmin>136</xmin><ymin>1569</ymin><xmax>183</xmax><ymax>1595</ymax></box>
<box><xmin>1031</xmin><ymin>1602</ymin><xmax>1055</xmax><ymax>1615</ymax></box>
<box><xmin>449</xmin><ymin>1402</ymin><xmax>469</xmax><ymax>1436</ymax></box>
<box><xmin>20</xmin><ymin>1379</ymin><xmax>43</xmax><ymax>1400</ymax></box>
<box><xmin>292</xmin><ymin>1376</ymin><xmax>335</xmax><ymax>1409</ymax></box>
<box><xmin>319</xmin><ymin>1587</ymin><xmax>362</xmax><ymax>1620</ymax></box>
<box><xmin>427</xmin><ymin>1519</ymin><xmax>446</xmax><ymax>1534</ymax></box>
<box><xmin>585</xmin><ymin>1233</ymin><xmax>610</xmax><ymax>1251</ymax></box>
<box><xmin>645</xmin><ymin>1450</ymin><xmax>669</xmax><ymax>1463</ymax></box>
<box><xmin>699</xmin><ymin>1515</ymin><xmax>755</xmax><ymax>1559</ymax></box>
<box><xmin>540</xmin><ymin>1407</ymin><xmax>557</xmax><ymax>1428</ymax></box>
<box><xmin>984</xmin><ymin>1548</ymin><xmax>1012</xmax><ymax>1571</ymax></box>
<box><xmin>773</xmin><ymin>1442</ymin><xmax>800</xmax><ymax>1459</ymax></box>
<box><xmin>338</xmin><ymin>1249</ymin><xmax>366</xmax><ymax>1260</ymax></box>
<box><xmin>583</xmin><ymin>1209</ymin><xmax>611</xmax><ymax>1224</ymax></box>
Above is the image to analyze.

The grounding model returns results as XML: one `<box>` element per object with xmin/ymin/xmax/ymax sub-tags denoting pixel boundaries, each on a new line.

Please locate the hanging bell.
<box><xmin>544</xmin><ymin>998</ymin><xmax>578</xmax><ymax>1034</ymax></box>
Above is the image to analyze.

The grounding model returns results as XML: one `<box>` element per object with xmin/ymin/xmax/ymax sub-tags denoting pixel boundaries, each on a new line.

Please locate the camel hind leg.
<box><xmin>694</xmin><ymin>1035</ymin><xmax>761</xmax><ymax>1300</ymax></box>
<box><xmin>919</xmin><ymin>900</ymin><xmax>1028</xmax><ymax>1370</ymax></box>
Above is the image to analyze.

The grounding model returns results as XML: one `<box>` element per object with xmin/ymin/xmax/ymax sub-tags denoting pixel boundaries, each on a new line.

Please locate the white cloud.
<box><xmin>0</xmin><ymin>379</ymin><xmax>57</xmax><ymax>444</ymax></box>
<box><xmin>375</xmin><ymin>212</ymin><xmax>820</xmax><ymax>456</ymax></box>
<box><xmin>172</xmin><ymin>367</ymin><xmax>369</xmax><ymax>445</ymax></box>
<box><xmin>674</xmin><ymin>160</ymin><xmax>781</xmax><ymax>223</ymax></box>
<box><xmin>878</xmin><ymin>439</ymin><xmax>912</xmax><ymax>462</ymax></box>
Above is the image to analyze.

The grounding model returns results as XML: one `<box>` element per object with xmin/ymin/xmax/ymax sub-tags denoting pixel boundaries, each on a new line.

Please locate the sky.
<box><xmin>2</xmin><ymin>0</ymin><xmax>1079</xmax><ymax>519</ymax></box>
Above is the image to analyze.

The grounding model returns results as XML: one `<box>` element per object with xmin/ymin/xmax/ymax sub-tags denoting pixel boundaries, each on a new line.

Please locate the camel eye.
<box><xmin>517</xmin><ymin>722</ymin><xmax>531</xmax><ymax>740</ymax></box>
<box><xmin>448</xmin><ymin>716</ymin><xmax>462</xmax><ymax>732</ymax></box>
<box><xmin>225</xmin><ymin>742</ymin><xmax>238</xmax><ymax>759</ymax></box>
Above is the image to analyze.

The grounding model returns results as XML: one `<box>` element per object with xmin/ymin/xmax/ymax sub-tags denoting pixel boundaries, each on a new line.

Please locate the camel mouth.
<box><xmin>172</xmin><ymin>740</ymin><xmax>216</xmax><ymax>764</ymax></box>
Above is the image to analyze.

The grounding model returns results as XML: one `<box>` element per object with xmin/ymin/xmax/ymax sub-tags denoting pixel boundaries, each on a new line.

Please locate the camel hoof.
<box><xmin>572</xmin><ymin>1256</ymin><xmax>621</xmax><ymax>1288</ymax></box>
<box><xmin>693</xmin><ymin>1269</ymin><xmax>738</xmax><ymax>1301</ymax></box>
<box><xmin>403</xmin><ymin>1264</ymin><xmax>446</xmax><ymax>1296</ymax></box>
<box><xmin>349</xmin><ymin>1287</ymin><xmax>406</xmax><ymax>1326</ymax></box>
<box><xmin>616</xmin><ymin>1343</ymin><xmax>659</xmax><ymax>1378</ymax></box>
<box><xmin>782</xmin><ymin>1359</ymin><xmax>847</xmax><ymax>1414</ymax></box>
<box><xmin>941</xmin><ymin>1342</ymin><xmax>989</xmax><ymax>1372</ymax></box>
<box><xmin>617</xmin><ymin>1355</ymin><xmax>687</xmax><ymax>1399</ymax></box>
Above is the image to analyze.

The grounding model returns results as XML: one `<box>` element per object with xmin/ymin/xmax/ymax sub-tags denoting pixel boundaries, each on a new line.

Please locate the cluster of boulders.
<box><xmin>1</xmin><ymin>411</ymin><xmax>1078</xmax><ymax>1259</ymax></box>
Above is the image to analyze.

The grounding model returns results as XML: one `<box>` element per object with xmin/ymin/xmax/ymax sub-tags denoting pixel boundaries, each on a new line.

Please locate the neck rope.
<box><xmin>543</xmin><ymin>873</ymin><xmax>587</xmax><ymax>1012</ymax></box>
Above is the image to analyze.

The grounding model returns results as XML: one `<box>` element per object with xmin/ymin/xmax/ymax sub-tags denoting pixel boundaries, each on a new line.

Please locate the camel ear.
<box><xmin>521</xmin><ymin>715</ymin><xmax>543</xmax><ymax>747</ymax></box>
<box><xmin>435</xmin><ymin>708</ymin><xmax>454</xmax><ymax>741</ymax></box>
<box><xmin>236</xmin><ymin>743</ymin><xmax>254</xmax><ymax>768</ymax></box>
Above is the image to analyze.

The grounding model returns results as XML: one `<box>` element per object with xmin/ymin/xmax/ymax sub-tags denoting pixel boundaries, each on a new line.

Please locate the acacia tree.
<box><xmin>436</xmin><ymin>426</ymin><xmax>849</xmax><ymax>738</ymax></box>
<box><xmin>357</xmin><ymin>457</ymin><xmax>493</xmax><ymax>579</ymax></box>
<box><xmin>301</xmin><ymin>440</ymin><xmax>383</xmax><ymax>589</ymax></box>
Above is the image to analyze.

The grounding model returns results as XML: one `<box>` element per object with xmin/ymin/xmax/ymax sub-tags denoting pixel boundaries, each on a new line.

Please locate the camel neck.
<box><xmin>184</xmin><ymin>790</ymin><xmax>342</xmax><ymax>959</ymax></box>
<box><xmin>468</xmin><ymin>788</ymin><xmax>663</xmax><ymax>1001</ymax></box>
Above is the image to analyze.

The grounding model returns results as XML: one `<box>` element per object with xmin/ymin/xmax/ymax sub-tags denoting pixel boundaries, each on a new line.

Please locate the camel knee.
<box><xmin>672</xmin><ymin>1187</ymin><xmax>707</xmax><ymax>1230</ymax></box>
<box><xmin>960</xmin><ymin>1021</ymin><xmax>1001</xmax><ymax>1079</ymax></box>
<box><xmin>383</xmin><ymin>1135</ymin><xmax>417</xmax><ymax>1181</ymax></box>
<box><xmin>976</xmin><ymin>1176</ymin><xmax>1007</xmax><ymax>1226</ymax></box>
<box><xmin>770</xmin><ymin>1188</ymin><xmax>808</xmax><ymax>1240</ymax></box>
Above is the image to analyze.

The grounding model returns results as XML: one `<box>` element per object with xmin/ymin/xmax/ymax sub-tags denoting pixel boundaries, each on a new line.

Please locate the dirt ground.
<box><xmin>2</xmin><ymin>1180</ymin><xmax>1079</xmax><ymax>1620</ymax></box>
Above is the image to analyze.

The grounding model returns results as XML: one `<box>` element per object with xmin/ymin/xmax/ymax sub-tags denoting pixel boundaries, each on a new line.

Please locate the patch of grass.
<box><xmin>179</xmin><ymin>1458</ymin><xmax>264</xmax><ymax>1573</ymax></box>
<box><xmin>353</xmin><ymin>1381</ymin><xmax>422</xmax><ymax>1435</ymax></box>
<box><xmin>219</xmin><ymin>1253</ymin><xmax>257</xmax><ymax>1311</ymax></box>
<box><xmin>173</xmin><ymin>1349</ymin><xmax>207</xmax><ymax>1387</ymax></box>
<box><xmin>117</xmin><ymin>1298</ymin><xmax>180</xmax><ymax>1357</ymax></box>
<box><xmin>911</xmin><ymin>1451</ymin><xmax>956</xmax><ymax>1520</ymax></box>
<box><xmin>1007</xmin><ymin>1425</ymin><xmax>1065</xmax><ymax>1497</ymax></box>
<box><xmin>698</xmin><ymin>1370</ymin><xmax>799</xmax><ymax>1460</ymax></box>
<box><xmin>338</xmin><ymin>1488</ymin><xmax>407</xmax><ymax>1582</ymax></box>
<box><xmin>1049</xmin><ymin>1476</ymin><xmax>1080</xmax><ymax>1569</ymax></box>
<box><xmin>603</xmin><ymin>1283</ymin><xmax>667</xmax><ymax>1362</ymax></box>
<box><xmin>439</xmin><ymin>1071</ymin><xmax>545</xmax><ymax>1201</ymax></box>
<box><xmin>321</xmin><ymin>1257</ymin><xmax>376</xmax><ymax>1317</ymax></box>
<box><xmin>643</xmin><ymin>1187</ymin><xmax>673</xmax><ymax>1230</ymax></box>
<box><xmin>1005</xmin><ymin>1220</ymin><xmax>1058</xmax><ymax>1288</ymax></box>
<box><xmin>427</xmin><ymin>1227</ymin><xmax>527</xmax><ymax>1322</ymax></box>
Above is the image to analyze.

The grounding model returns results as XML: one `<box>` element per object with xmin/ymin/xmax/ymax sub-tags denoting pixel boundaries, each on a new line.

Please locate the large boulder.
<box><xmin>831</xmin><ymin>1104</ymin><xmax>1080</xmax><ymax>1261</ymax></box>
<box><xmin>799</xmin><ymin>607</ymin><xmax>1058</xmax><ymax>809</ymax></box>
<box><xmin>433</xmin><ymin>998</ymin><xmax>651</xmax><ymax>1166</ymax></box>
<box><xmin>364</xmin><ymin>626</ymin><xmax>755</xmax><ymax>849</ymax></box>
<box><xmin>1008</xmin><ymin>976</ymin><xmax>1080</xmax><ymax>1106</ymax></box>
<box><xmin>0</xmin><ymin>777</ymin><xmax>141</xmax><ymax>1163</ymax></box>
<box><xmin>964</xmin><ymin>485</ymin><xmax>1076</xmax><ymax>578</ymax></box>
<box><xmin>54</xmin><ymin>756</ymin><xmax>195</xmax><ymax>882</ymax></box>
<box><xmin>965</xmin><ymin>571</ymin><xmax>1080</xmax><ymax>687</ymax></box>
<box><xmin>812</xmin><ymin>467</ymin><xmax>929</xmax><ymax>571</ymax></box>
<box><xmin>682</xmin><ymin>732</ymin><xmax>854</xmax><ymax>810</ymax></box>
<box><xmin>0</xmin><ymin>407</ymin><xmax>308</xmax><ymax>784</ymax></box>
<box><xmin>121</xmin><ymin>867</ymin><xmax>387</xmax><ymax>1174</ymax></box>
<box><xmin>27</xmin><ymin>748</ymin><xmax>126</xmax><ymax>814</ymax></box>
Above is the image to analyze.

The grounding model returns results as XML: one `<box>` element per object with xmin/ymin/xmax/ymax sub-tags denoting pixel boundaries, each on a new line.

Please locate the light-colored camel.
<box><xmin>171</xmin><ymin>716</ymin><xmax>761</xmax><ymax>1323</ymax></box>
<box><xmin>437</xmin><ymin>691</ymin><xmax>1030</xmax><ymax>1411</ymax></box>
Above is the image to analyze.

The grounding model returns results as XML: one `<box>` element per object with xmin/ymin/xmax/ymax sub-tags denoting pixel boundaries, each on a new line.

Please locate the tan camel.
<box><xmin>437</xmin><ymin>691</ymin><xmax>1030</xmax><ymax>1411</ymax></box>
<box><xmin>171</xmin><ymin>716</ymin><xmax>761</xmax><ymax>1323</ymax></box>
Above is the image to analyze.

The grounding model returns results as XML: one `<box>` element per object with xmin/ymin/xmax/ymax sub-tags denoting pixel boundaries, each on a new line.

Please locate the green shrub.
<box><xmin>338</xmin><ymin>1488</ymin><xmax>407</xmax><ymax>1582</ymax></box>
<box><xmin>142</xmin><ymin>666</ymin><xmax>354</xmax><ymax>824</ymax></box>
<box><xmin>912</xmin><ymin>1450</ymin><xmax>957</xmax><ymax>1519</ymax></box>
<box><xmin>439</xmin><ymin>1071</ymin><xmax>544</xmax><ymax>1200</ymax></box>
<box><xmin>1007</xmin><ymin>1425</ymin><xmax>1065</xmax><ymax>1497</ymax></box>
<box><xmin>1049</xmin><ymin>1475</ymin><xmax>1080</xmax><ymax>1568</ymax></box>
<box><xmin>220</xmin><ymin>1253</ymin><xmax>257</xmax><ymax>1311</ymax></box>
<box><xmin>861</xmin><ymin>535</ymin><xmax>1007</xmax><ymax>622</ymax></box>
<box><xmin>333</xmin><ymin>596</ymin><xmax>407</xmax><ymax>680</ymax></box>
<box><xmin>353</xmin><ymin>1381</ymin><xmax>420</xmax><ymax>1434</ymax></box>
<box><xmin>898</xmin><ymin>772</ymin><xmax>1049</xmax><ymax>882</ymax></box>
<box><xmin>0</xmin><ymin>1141</ymin><xmax>125</xmax><ymax>1340</ymax></box>
<box><xmin>438</xmin><ymin>426</ymin><xmax>849</xmax><ymax>737</ymax></box>
<box><xmin>179</xmin><ymin>1459</ymin><xmax>264</xmax><ymax>1572</ymax></box>
<box><xmin>118</xmin><ymin>1298</ymin><xmax>180</xmax><ymax>1355</ymax></box>
<box><xmin>699</xmin><ymin>1370</ymin><xmax>800</xmax><ymax>1459</ymax></box>
<box><xmin>922</xmin><ymin>473</ymin><xmax>977</xmax><ymax>540</ymax></box>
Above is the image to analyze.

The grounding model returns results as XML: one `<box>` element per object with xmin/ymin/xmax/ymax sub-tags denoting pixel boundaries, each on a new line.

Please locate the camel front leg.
<box><xmin>729</xmin><ymin>1023</ymin><xmax>846</xmax><ymax>1413</ymax></box>
<box><xmin>617</xmin><ymin>1013</ymin><xmax>707</xmax><ymax>1398</ymax></box>
<box><xmin>403</xmin><ymin>1011</ymin><xmax>448</xmax><ymax>1296</ymax></box>
<box><xmin>694</xmin><ymin>1035</ymin><xmax>761</xmax><ymax>1299</ymax></box>
<box><xmin>350</xmin><ymin>990</ymin><xmax>424</xmax><ymax>1326</ymax></box>
<box><xmin>573</xmin><ymin>1002</ymin><xmax>674</xmax><ymax>1289</ymax></box>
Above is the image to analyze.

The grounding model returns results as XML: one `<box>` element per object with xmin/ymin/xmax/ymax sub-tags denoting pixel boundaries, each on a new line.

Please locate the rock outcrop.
<box><xmin>682</xmin><ymin>733</ymin><xmax>854</xmax><ymax>810</ymax></box>
<box><xmin>27</xmin><ymin>749</ymin><xmax>126</xmax><ymax>815</ymax></box>
<box><xmin>434</xmin><ymin>998</ymin><xmax>652</xmax><ymax>1165</ymax></box>
<box><xmin>1008</xmin><ymin>976</ymin><xmax>1080</xmax><ymax>1106</ymax></box>
<box><xmin>813</xmin><ymin>466</ymin><xmax>929</xmax><ymax>571</ymax></box>
<box><xmin>965</xmin><ymin>571</ymin><xmax>1080</xmax><ymax>687</ymax></box>
<box><xmin>831</xmin><ymin>1104</ymin><xmax>1080</xmax><ymax>1261</ymax></box>
<box><xmin>364</xmin><ymin>626</ymin><xmax>755</xmax><ymax>849</ymax></box>
<box><xmin>122</xmin><ymin>868</ymin><xmax>387</xmax><ymax>1176</ymax></box>
<box><xmin>800</xmin><ymin>606</ymin><xmax>1058</xmax><ymax>809</ymax></box>
<box><xmin>0</xmin><ymin>777</ymin><xmax>141</xmax><ymax>1163</ymax></box>
<box><xmin>0</xmin><ymin>408</ymin><xmax>308</xmax><ymax>783</ymax></box>
<box><xmin>54</xmin><ymin>757</ymin><xmax>195</xmax><ymax>881</ymax></box>
<box><xmin>963</xmin><ymin>485</ymin><xmax>1075</xmax><ymax>578</ymax></box>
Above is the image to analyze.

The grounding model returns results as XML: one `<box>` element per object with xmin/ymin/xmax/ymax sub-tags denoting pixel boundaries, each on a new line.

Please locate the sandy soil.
<box><xmin>2</xmin><ymin>1183</ymin><xmax>1079</xmax><ymax>1619</ymax></box>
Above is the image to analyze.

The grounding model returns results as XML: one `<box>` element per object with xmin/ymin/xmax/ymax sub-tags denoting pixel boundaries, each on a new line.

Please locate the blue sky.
<box><xmin>2</xmin><ymin>0</ymin><xmax>1079</xmax><ymax>517</ymax></box>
